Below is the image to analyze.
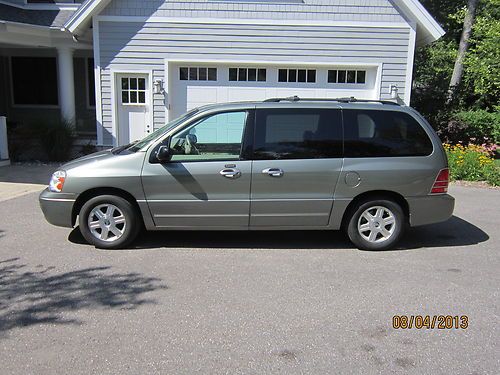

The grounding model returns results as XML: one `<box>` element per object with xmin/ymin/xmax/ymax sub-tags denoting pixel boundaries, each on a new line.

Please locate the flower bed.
<box><xmin>444</xmin><ymin>143</ymin><xmax>499</xmax><ymax>186</ymax></box>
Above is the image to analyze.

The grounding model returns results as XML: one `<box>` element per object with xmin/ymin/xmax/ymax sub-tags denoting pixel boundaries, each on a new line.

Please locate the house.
<box><xmin>0</xmin><ymin>0</ymin><xmax>444</xmax><ymax>149</ymax></box>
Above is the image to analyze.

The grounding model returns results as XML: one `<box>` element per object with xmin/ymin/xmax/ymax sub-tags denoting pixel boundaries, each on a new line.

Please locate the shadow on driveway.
<box><xmin>0</xmin><ymin>258</ymin><xmax>167</xmax><ymax>336</ymax></box>
<box><xmin>68</xmin><ymin>215</ymin><xmax>488</xmax><ymax>251</ymax></box>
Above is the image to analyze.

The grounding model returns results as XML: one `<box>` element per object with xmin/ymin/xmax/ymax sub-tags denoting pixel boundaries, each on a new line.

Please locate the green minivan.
<box><xmin>39</xmin><ymin>97</ymin><xmax>454</xmax><ymax>250</ymax></box>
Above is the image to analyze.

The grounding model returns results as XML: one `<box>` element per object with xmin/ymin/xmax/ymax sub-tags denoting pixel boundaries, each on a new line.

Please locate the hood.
<box><xmin>61</xmin><ymin>149</ymin><xmax>114</xmax><ymax>170</ymax></box>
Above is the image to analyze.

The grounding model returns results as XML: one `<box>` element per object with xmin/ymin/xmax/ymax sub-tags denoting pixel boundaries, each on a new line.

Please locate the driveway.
<box><xmin>0</xmin><ymin>185</ymin><xmax>498</xmax><ymax>374</ymax></box>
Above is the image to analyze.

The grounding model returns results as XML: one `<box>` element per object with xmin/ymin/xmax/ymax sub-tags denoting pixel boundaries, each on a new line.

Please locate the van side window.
<box><xmin>343</xmin><ymin>110</ymin><xmax>433</xmax><ymax>157</ymax></box>
<box><xmin>254</xmin><ymin>108</ymin><xmax>342</xmax><ymax>159</ymax></box>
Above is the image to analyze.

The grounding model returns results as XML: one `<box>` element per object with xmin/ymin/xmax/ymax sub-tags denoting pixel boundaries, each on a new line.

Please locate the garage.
<box><xmin>167</xmin><ymin>62</ymin><xmax>380</xmax><ymax>119</ymax></box>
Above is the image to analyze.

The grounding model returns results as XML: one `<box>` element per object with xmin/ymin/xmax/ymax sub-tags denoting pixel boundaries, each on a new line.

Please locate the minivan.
<box><xmin>39</xmin><ymin>97</ymin><xmax>454</xmax><ymax>250</ymax></box>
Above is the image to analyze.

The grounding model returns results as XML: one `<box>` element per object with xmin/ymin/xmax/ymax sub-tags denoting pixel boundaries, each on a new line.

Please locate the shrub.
<box><xmin>36</xmin><ymin>119</ymin><xmax>76</xmax><ymax>162</ymax></box>
<box><xmin>444</xmin><ymin>143</ymin><xmax>500</xmax><ymax>186</ymax></box>
<box><xmin>439</xmin><ymin>110</ymin><xmax>500</xmax><ymax>145</ymax></box>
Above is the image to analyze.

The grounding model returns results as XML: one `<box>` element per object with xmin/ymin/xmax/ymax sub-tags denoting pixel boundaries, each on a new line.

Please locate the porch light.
<box><xmin>153</xmin><ymin>79</ymin><xmax>164</xmax><ymax>94</ymax></box>
<box><xmin>390</xmin><ymin>85</ymin><xmax>399</xmax><ymax>99</ymax></box>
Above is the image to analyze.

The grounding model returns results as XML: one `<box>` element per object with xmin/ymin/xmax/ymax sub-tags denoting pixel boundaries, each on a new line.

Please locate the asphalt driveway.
<box><xmin>0</xmin><ymin>185</ymin><xmax>498</xmax><ymax>374</ymax></box>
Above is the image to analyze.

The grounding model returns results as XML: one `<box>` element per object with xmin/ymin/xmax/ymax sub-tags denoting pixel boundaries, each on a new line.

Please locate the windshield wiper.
<box><xmin>111</xmin><ymin>140</ymin><xmax>139</xmax><ymax>154</ymax></box>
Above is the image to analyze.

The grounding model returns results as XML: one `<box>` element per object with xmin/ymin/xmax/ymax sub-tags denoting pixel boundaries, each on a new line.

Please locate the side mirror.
<box><xmin>156</xmin><ymin>145</ymin><xmax>172</xmax><ymax>163</ymax></box>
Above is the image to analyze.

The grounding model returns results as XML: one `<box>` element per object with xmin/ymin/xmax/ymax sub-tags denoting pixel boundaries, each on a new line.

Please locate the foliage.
<box><xmin>444</xmin><ymin>143</ymin><xmax>500</xmax><ymax>185</ymax></box>
<box><xmin>464</xmin><ymin>0</ymin><xmax>500</xmax><ymax>103</ymax></box>
<box><xmin>414</xmin><ymin>0</ymin><xmax>500</xmax><ymax>130</ymax></box>
<box><xmin>438</xmin><ymin>109</ymin><xmax>500</xmax><ymax>144</ymax></box>
<box><xmin>34</xmin><ymin>119</ymin><xmax>76</xmax><ymax>162</ymax></box>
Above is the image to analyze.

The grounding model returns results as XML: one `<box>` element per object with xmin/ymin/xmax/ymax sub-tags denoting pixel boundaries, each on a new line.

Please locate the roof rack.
<box><xmin>263</xmin><ymin>96</ymin><xmax>400</xmax><ymax>106</ymax></box>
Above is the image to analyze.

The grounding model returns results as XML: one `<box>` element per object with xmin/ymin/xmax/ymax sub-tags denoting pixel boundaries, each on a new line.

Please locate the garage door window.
<box><xmin>328</xmin><ymin>70</ymin><xmax>366</xmax><ymax>84</ymax></box>
<box><xmin>179</xmin><ymin>67</ymin><xmax>217</xmax><ymax>81</ymax></box>
<box><xmin>278</xmin><ymin>69</ymin><xmax>316</xmax><ymax>83</ymax></box>
<box><xmin>169</xmin><ymin>111</ymin><xmax>249</xmax><ymax>161</ymax></box>
<box><xmin>229</xmin><ymin>68</ymin><xmax>267</xmax><ymax>82</ymax></box>
<box><xmin>254</xmin><ymin>108</ymin><xmax>342</xmax><ymax>159</ymax></box>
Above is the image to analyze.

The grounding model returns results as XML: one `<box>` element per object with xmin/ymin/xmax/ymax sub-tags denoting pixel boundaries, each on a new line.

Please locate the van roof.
<box><xmin>193</xmin><ymin>96</ymin><xmax>408</xmax><ymax>113</ymax></box>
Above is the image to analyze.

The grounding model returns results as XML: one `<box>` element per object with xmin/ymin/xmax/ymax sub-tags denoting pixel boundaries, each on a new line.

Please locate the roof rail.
<box><xmin>263</xmin><ymin>96</ymin><xmax>400</xmax><ymax>106</ymax></box>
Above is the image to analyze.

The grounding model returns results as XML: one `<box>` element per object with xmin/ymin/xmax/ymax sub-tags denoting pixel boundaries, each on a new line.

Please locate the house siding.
<box><xmin>97</xmin><ymin>19</ymin><xmax>410</xmax><ymax>145</ymax></box>
<box><xmin>101</xmin><ymin>0</ymin><xmax>405</xmax><ymax>23</ymax></box>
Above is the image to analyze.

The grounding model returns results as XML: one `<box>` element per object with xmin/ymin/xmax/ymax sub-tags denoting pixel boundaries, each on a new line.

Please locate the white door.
<box><xmin>116</xmin><ymin>74</ymin><xmax>150</xmax><ymax>145</ymax></box>
<box><xmin>169</xmin><ymin>65</ymin><xmax>378</xmax><ymax>119</ymax></box>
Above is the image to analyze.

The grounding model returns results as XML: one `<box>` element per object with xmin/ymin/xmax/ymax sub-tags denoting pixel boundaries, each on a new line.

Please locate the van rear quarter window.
<box><xmin>343</xmin><ymin>109</ymin><xmax>433</xmax><ymax>157</ymax></box>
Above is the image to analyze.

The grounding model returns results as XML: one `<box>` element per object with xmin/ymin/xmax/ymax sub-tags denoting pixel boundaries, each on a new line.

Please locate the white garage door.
<box><xmin>168</xmin><ymin>64</ymin><xmax>379</xmax><ymax>119</ymax></box>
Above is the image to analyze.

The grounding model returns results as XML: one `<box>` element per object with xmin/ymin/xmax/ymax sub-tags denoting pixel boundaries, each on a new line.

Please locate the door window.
<box><xmin>169</xmin><ymin>111</ymin><xmax>248</xmax><ymax>161</ymax></box>
<box><xmin>121</xmin><ymin>77</ymin><xmax>146</xmax><ymax>105</ymax></box>
<box><xmin>253</xmin><ymin>108</ymin><xmax>342</xmax><ymax>159</ymax></box>
<box><xmin>343</xmin><ymin>110</ymin><xmax>433</xmax><ymax>157</ymax></box>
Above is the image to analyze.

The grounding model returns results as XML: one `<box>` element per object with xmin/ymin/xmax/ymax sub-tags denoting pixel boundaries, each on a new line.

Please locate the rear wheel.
<box><xmin>79</xmin><ymin>195</ymin><xmax>140</xmax><ymax>249</ymax></box>
<box><xmin>346</xmin><ymin>199</ymin><xmax>405</xmax><ymax>251</ymax></box>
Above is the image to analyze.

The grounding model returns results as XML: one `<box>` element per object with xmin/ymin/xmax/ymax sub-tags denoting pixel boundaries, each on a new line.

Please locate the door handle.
<box><xmin>220</xmin><ymin>168</ymin><xmax>241</xmax><ymax>179</ymax></box>
<box><xmin>262</xmin><ymin>168</ymin><xmax>284</xmax><ymax>177</ymax></box>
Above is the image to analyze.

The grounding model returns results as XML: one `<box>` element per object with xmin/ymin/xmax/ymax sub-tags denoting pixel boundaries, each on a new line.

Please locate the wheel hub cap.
<box><xmin>88</xmin><ymin>204</ymin><xmax>127</xmax><ymax>242</ymax></box>
<box><xmin>357</xmin><ymin>206</ymin><xmax>396</xmax><ymax>244</ymax></box>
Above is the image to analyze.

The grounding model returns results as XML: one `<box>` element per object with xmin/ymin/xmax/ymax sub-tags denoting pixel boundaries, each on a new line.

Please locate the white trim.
<box><xmin>92</xmin><ymin>17</ymin><xmax>104</xmax><ymax>146</ymax></box>
<box><xmin>95</xmin><ymin>15</ymin><xmax>412</xmax><ymax>29</ymax></box>
<box><xmin>110</xmin><ymin>69</ymin><xmax>154</xmax><ymax>147</ymax></box>
<box><xmin>404</xmin><ymin>25</ymin><xmax>417</xmax><ymax>105</ymax></box>
<box><xmin>65</xmin><ymin>0</ymin><xmax>444</xmax><ymax>45</ymax></box>
<box><xmin>392</xmin><ymin>0</ymin><xmax>445</xmax><ymax>43</ymax></box>
<box><xmin>375</xmin><ymin>63</ymin><xmax>384</xmax><ymax>101</ymax></box>
<box><xmin>64</xmin><ymin>0</ymin><xmax>112</xmax><ymax>34</ymax></box>
<box><xmin>0</xmin><ymin>0</ymin><xmax>79</xmax><ymax>10</ymax></box>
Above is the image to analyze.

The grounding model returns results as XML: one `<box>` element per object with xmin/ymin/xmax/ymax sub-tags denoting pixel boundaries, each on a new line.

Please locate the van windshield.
<box><xmin>124</xmin><ymin>109</ymin><xmax>199</xmax><ymax>152</ymax></box>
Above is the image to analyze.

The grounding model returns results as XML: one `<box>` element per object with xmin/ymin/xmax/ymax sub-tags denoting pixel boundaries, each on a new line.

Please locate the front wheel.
<box><xmin>346</xmin><ymin>199</ymin><xmax>405</xmax><ymax>251</ymax></box>
<box><xmin>79</xmin><ymin>195</ymin><xmax>140</xmax><ymax>249</ymax></box>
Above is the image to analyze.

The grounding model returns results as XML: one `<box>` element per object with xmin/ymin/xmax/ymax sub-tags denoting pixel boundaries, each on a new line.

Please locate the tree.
<box><xmin>446</xmin><ymin>0</ymin><xmax>480</xmax><ymax>104</ymax></box>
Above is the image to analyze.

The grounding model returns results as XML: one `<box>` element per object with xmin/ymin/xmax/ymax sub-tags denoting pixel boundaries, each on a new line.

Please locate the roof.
<box><xmin>63</xmin><ymin>0</ymin><xmax>445</xmax><ymax>45</ymax></box>
<box><xmin>0</xmin><ymin>3</ymin><xmax>76</xmax><ymax>29</ymax></box>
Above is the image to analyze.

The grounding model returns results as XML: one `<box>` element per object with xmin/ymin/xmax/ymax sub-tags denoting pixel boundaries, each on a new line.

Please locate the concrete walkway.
<box><xmin>0</xmin><ymin>163</ymin><xmax>59</xmax><ymax>202</ymax></box>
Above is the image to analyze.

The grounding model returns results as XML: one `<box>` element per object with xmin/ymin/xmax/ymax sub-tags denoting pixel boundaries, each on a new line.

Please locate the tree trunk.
<box><xmin>446</xmin><ymin>0</ymin><xmax>480</xmax><ymax>104</ymax></box>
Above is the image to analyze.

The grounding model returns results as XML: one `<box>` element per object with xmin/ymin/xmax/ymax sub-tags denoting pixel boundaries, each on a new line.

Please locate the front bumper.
<box><xmin>39</xmin><ymin>189</ymin><xmax>77</xmax><ymax>228</ymax></box>
<box><xmin>407</xmin><ymin>194</ymin><xmax>455</xmax><ymax>227</ymax></box>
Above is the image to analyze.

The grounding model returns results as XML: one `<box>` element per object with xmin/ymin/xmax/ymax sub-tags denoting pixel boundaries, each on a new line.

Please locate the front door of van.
<box><xmin>250</xmin><ymin>107</ymin><xmax>344</xmax><ymax>227</ymax></box>
<box><xmin>142</xmin><ymin>110</ymin><xmax>253</xmax><ymax>228</ymax></box>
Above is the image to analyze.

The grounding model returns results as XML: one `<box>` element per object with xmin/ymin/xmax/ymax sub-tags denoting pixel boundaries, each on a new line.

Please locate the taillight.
<box><xmin>430</xmin><ymin>168</ymin><xmax>449</xmax><ymax>194</ymax></box>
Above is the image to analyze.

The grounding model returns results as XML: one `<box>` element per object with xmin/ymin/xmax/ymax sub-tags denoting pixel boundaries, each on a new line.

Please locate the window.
<box><xmin>328</xmin><ymin>69</ymin><xmax>366</xmax><ymax>84</ymax></box>
<box><xmin>343</xmin><ymin>110</ymin><xmax>433</xmax><ymax>157</ymax></box>
<box><xmin>11</xmin><ymin>57</ymin><xmax>58</xmax><ymax>106</ymax></box>
<box><xmin>229</xmin><ymin>68</ymin><xmax>267</xmax><ymax>82</ymax></box>
<box><xmin>169</xmin><ymin>111</ymin><xmax>248</xmax><ymax>161</ymax></box>
<box><xmin>254</xmin><ymin>108</ymin><xmax>342</xmax><ymax>160</ymax></box>
<box><xmin>121</xmin><ymin>77</ymin><xmax>146</xmax><ymax>105</ymax></box>
<box><xmin>179</xmin><ymin>67</ymin><xmax>217</xmax><ymax>81</ymax></box>
<box><xmin>278</xmin><ymin>69</ymin><xmax>316</xmax><ymax>83</ymax></box>
<box><xmin>87</xmin><ymin>58</ymin><xmax>96</xmax><ymax>107</ymax></box>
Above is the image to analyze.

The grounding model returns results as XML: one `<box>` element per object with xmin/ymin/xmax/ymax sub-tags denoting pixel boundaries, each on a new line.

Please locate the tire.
<box><xmin>346</xmin><ymin>199</ymin><xmax>405</xmax><ymax>251</ymax></box>
<box><xmin>78</xmin><ymin>195</ymin><xmax>140</xmax><ymax>249</ymax></box>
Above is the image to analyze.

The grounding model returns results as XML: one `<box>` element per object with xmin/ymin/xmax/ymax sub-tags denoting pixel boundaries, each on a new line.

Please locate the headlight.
<box><xmin>49</xmin><ymin>170</ymin><xmax>66</xmax><ymax>192</ymax></box>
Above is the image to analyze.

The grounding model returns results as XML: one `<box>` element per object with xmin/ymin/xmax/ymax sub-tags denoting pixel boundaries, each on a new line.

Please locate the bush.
<box><xmin>439</xmin><ymin>110</ymin><xmax>500</xmax><ymax>145</ymax></box>
<box><xmin>34</xmin><ymin>119</ymin><xmax>76</xmax><ymax>162</ymax></box>
<box><xmin>444</xmin><ymin>143</ymin><xmax>500</xmax><ymax>186</ymax></box>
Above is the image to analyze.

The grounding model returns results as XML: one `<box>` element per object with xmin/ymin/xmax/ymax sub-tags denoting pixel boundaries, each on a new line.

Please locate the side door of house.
<box><xmin>142</xmin><ymin>109</ymin><xmax>254</xmax><ymax>228</ymax></box>
<box><xmin>116</xmin><ymin>74</ymin><xmax>150</xmax><ymax>145</ymax></box>
<box><xmin>250</xmin><ymin>106</ymin><xmax>344</xmax><ymax>227</ymax></box>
